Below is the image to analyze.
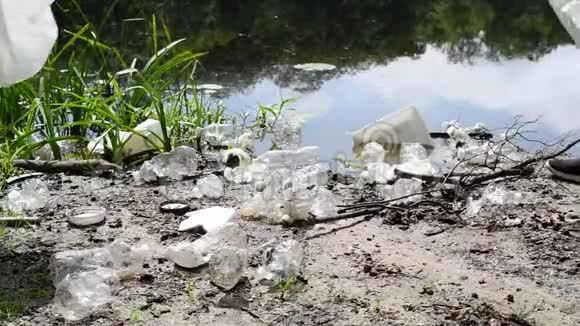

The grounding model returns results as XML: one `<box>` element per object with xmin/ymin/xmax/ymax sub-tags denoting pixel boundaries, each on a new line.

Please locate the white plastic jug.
<box><xmin>352</xmin><ymin>106</ymin><xmax>433</xmax><ymax>164</ymax></box>
<box><xmin>550</xmin><ymin>0</ymin><xmax>580</xmax><ymax>47</ymax></box>
<box><xmin>0</xmin><ymin>0</ymin><xmax>58</xmax><ymax>86</ymax></box>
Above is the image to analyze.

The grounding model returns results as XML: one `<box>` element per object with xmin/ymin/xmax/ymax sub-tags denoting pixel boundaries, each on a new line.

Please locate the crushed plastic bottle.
<box><xmin>134</xmin><ymin>146</ymin><xmax>198</xmax><ymax>183</ymax></box>
<box><xmin>209</xmin><ymin>247</ymin><xmax>248</xmax><ymax>290</ymax></box>
<box><xmin>310</xmin><ymin>188</ymin><xmax>338</xmax><ymax>218</ymax></box>
<box><xmin>382</xmin><ymin>178</ymin><xmax>423</xmax><ymax>202</ymax></box>
<box><xmin>50</xmin><ymin>241</ymin><xmax>151</xmax><ymax>321</ymax></box>
<box><xmin>400</xmin><ymin>143</ymin><xmax>428</xmax><ymax>163</ymax></box>
<box><xmin>465</xmin><ymin>184</ymin><xmax>523</xmax><ymax>217</ymax></box>
<box><xmin>201</xmin><ymin>123</ymin><xmax>235</xmax><ymax>146</ymax></box>
<box><xmin>196</xmin><ymin>174</ymin><xmax>225</xmax><ymax>199</ymax></box>
<box><xmin>360</xmin><ymin>142</ymin><xmax>386</xmax><ymax>164</ymax></box>
<box><xmin>54</xmin><ymin>268</ymin><xmax>120</xmax><ymax>321</ymax></box>
<box><xmin>256</xmin><ymin>240</ymin><xmax>304</xmax><ymax>285</ymax></box>
<box><xmin>253</xmin><ymin>146</ymin><xmax>320</xmax><ymax>170</ymax></box>
<box><xmin>365</xmin><ymin>162</ymin><xmax>396</xmax><ymax>184</ymax></box>
<box><xmin>272</xmin><ymin>117</ymin><xmax>304</xmax><ymax>150</ymax></box>
<box><xmin>7</xmin><ymin>179</ymin><xmax>49</xmax><ymax>212</ymax></box>
<box><xmin>223</xmin><ymin>131</ymin><xmax>256</xmax><ymax>151</ymax></box>
<box><xmin>166</xmin><ymin>223</ymin><xmax>247</xmax><ymax>269</ymax></box>
<box><xmin>50</xmin><ymin>241</ymin><xmax>149</xmax><ymax>287</ymax></box>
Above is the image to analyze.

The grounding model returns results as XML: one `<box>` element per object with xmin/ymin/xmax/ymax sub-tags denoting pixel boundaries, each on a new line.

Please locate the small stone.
<box><xmin>506</xmin><ymin>294</ymin><xmax>514</xmax><ymax>303</ymax></box>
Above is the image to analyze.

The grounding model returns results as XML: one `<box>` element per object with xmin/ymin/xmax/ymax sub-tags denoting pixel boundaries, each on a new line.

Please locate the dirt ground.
<box><xmin>1</xmin><ymin>167</ymin><xmax>580</xmax><ymax>326</ymax></box>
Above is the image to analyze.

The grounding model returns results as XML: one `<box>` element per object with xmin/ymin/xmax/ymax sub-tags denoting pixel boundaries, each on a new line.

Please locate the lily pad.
<box><xmin>293</xmin><ymin>63</ymin><xmax>337</xmax><ymax>72</ymax></box>
<box><xmin>197</xmin><ymin>84</ymin><xmax>224</xmax><ymax>91</ymax></box>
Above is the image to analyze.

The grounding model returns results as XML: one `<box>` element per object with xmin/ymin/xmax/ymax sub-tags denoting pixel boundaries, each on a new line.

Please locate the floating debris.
<box><xmin>293</xmin><ymin>63</ymin><xmax>337</xmax><ymax>72</ymax></box>
<box><xmin>197</xmin><ymin>83</ymin><xmax>224</xmax><ymax>91</ymax></box>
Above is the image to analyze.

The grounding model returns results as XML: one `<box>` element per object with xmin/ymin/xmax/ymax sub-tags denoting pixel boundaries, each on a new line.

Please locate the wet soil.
<box><xmin>1</xmin><ymin>168</ymin><xmax>580</xmax><ymax>326</ymax></box>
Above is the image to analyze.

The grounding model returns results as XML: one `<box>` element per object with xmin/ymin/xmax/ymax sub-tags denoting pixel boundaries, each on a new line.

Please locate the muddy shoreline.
<box><xmin>1</xmin><ymin>168</ymin><xmax>580</xmax><ymax>326</ymax></box>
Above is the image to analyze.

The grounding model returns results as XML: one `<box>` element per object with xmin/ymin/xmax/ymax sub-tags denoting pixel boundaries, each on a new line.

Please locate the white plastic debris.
<box><xmin>54</xmin><ymin>268</ymin><xmax>120</xmax><ymax>321</ymax></box>
<box><xmin>123</xmin><ymin>119</ymin><xmax>168</xmax><ymax>156</ymax></box>
<box><xmin>179</xmin><ymin>207</ymin><xmax>236</xmax><ymax>233</ymax></box>
<box><xmin>365</xmin><ymin>162</ymin><xmax>396</xmax><ymax>184</ymax></box>
<box><xmin>352</xmin><ymin>107</ymin><xmax>433</xmax><ymax>164</ymax></box>
<box><xmin>272</xmin><ymin>117</ymin><xmax>304</xmax><ymax>149</ymax></box>
<box><xmin>253</xmin><ymin>146</ymin><xmax>321</xmax><ymax>170</ymax></box>
<box><xmin>0</xmin><ymin>0</ymin><xmax>58</xmax><ymax>86</ymax></box>
<box><xmin>134</xmin><ymin>146</ymin><xmax>198</xmax><ymax>183</ymax></box>
<box><xmin>400</xmin><ymin>143</ymin><xmax>428</xmax><ymax>163</ymax></box>
<box><xmin>550</xmin><ymin>0</ymin><xmax>580</xmax><ymax>47</ymax></box>
<box><xmin>360</xmin><ymin>142</ymin><xmax>386</xmax><ymax>164</ymax></box>
<box><xmin>6</xmin><ymin>179</ymin><xmax>49</xmax><ymax>212</ymax></box>
<box><xmin>166</xmin><ymin>223</ymin><xmax>247</xmax><ymax>269</ymax></box>
<box><xmin>396</xmin><ymin>159</ymin><xmax>434</xmax><ymax>176</ymax></box>
<box><xmin>256</xmin><ymin>240</ymin><xmax>304</xmax><ymax>285</ymax></box>
<box><xmin>209</xmin><ymin>247</ymin><xmax>248</xmax><ymax>290</ymax></box>
<box><xmin>240</xmin><ymin>192</ymin><xmax>287</xmax><ymax>224</ymax></box>
<box><xmin>50</xmin><ymin>241</ymin><xmax>152</xmax><ymax>321</ymax></box>
<box><xmin>447</xmin><ymin>125</ymin><xmax>470</xmax><ymax>142</ymax></box>
<box><xmin>293</xmin><ymin>63</ymin><xmax>336</xmax><ymax>71</ymax></box>
<box><xmin>382</xmin><ymin>178</ymin><xmax>423</xmax><ymax>202</ymax></box>
<box><xmin>196</xmin><ymin>174</ymin><xmax>224</xmax><ymax>199</ymax></box>
<box><xmin>310</xmin><ymin>188</ymin><xmax>338</xmax><ymax>217</ymax></box>
<box><xmin>68</xmin><ymin>206</ymin><xmax>106</xmax><ymax>226</ymax></box>
<box><xmin>465</xmin><ymin>184</ymin><xmax>523</xmax><ymax>217</ymax></box>
<box><xmin>223</xmin><ymin>131</ymin><xmax>256</xmax><ymax>151</ymax></box>
<box><xmin>201</xmin><ymin>123</ymin><xmax>235</xmax><ymax>146</ymax></box>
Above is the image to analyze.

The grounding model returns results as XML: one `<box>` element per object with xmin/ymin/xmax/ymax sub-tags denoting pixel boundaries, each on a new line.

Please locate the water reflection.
<box><xmin>225</xmin><ymin>45</ymin><xmax>580</xmax><ymax>158</ymax></box>
<box><xmin>53</xmin><ymin>0</ymin><xmax>580</xmax><ymax>156</ymax></box>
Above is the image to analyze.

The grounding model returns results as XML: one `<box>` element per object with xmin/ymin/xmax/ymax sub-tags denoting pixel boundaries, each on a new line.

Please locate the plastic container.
<box><xmin>68</xmin><ymin>206</ymin><xmax>106</xmax><ymax>226</ymax></box>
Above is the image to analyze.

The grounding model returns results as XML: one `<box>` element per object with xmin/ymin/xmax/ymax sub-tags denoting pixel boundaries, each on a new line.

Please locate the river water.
<box><xmin>57</xmin><ymin>0</ymin><xmax>580</xmax><ymax>157</ymax></box>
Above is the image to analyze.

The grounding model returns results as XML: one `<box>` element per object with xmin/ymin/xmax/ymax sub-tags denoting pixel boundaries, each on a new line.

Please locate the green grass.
<box><xmin>0</xmin><ymin>12</ymin><xmax>287</xmax><ymax>181</ymax></box>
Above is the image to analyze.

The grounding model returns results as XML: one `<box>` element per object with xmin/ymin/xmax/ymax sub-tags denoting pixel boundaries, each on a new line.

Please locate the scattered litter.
<box><xmin>134</xmin><ymin>146</ymin><xmax>199</xmax><ymax>183</ymax></box>
<box><xmin>201</xmin><ymin>123</ymin><xmax>235</xmax><ymax>146</ymax></box>
<box><xmin>159</xmin><ymin>200</ymin><xmax>190</xmax><ymax>215</ymax></box>
<box><xmin>166</xmin><ymin>223</ymin><xmax>247</xmax><ymax>269</ymax></box>
<box><xmin>253</xmin><ymin>146</ymin><xmax>321</xmax><ymax>171</ymax></box>
<box><xmin>293</xmin><ymin>63</ymin><xmax>337</xmax><ymax>71</ymax></box>
<box><xmin>196</xmin><ymin>174</ymin><xmax>225</xmax><ymax>199</ymax></box>
<box><xmin>465</xmin><ymin>184</ymin><xmax>523</xmax><ymax>222</ymax></box>
<box><xmin>310</xmin><ymin>188</ymin><xmax>338</xmax><ymax>217</ymax></box>
<box><xmin>50</xmin><ymin>241</ymin><xmax>152</xmax><ymax>321</ymax></box>
<box><xmin>209</xmin><ymin>247</ymin><xmax>248</xmax><ymax>290</ymax></box>
<box><xmin>352</xmin><ymin>107</ymin><xmax>433</xmax><ymax>164</ymax></box>
<box><xmin>256</xmin><ymin>240</ymin><xmax>304</xmax><ymax>285</ymax></box>
<box><xmin>400</xmin><ymin>143</ymin><xmax>428</xmax><ymax>163</ymax></box>
<box><xmin>6</xmin><ymin>179</ymin><xmax>49</xmax><ymax>212</ymax></box>
<box><xmin>68</xmin><ymin>206</ymin><xmax>106</xmax><ymax>226</ymax></box>
<box><xmin>179</xmin><ymin>207</ymin><xmax>236</xmax><ymax>233</ymax></box>
<box><xmin>54</xmin><ymin>268</ymin><xmax>120</xmax><ymax>321</ymax></box>
<box><xmin>360</xmin><ymin>142</ymin><xmax>386</xmax><ymax>165</ymax></box>
<box><xmin>272</xmin><ymin>117</ymin><xmax>304</xmax><ymax>149</ymax></box>
<box><xmin>383</xmin><ymin>178</ymin><xmax>423</xmax><ymax>202</ymax></box>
